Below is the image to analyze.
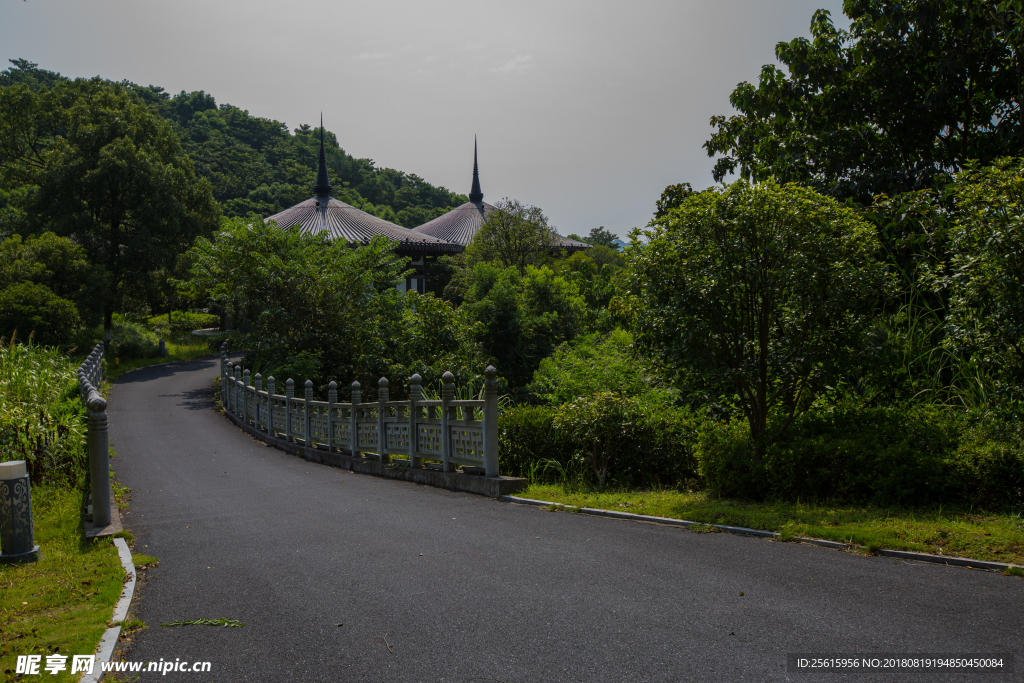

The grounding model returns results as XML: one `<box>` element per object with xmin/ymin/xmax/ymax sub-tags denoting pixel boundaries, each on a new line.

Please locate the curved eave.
<box><xmin>266</xmin><ymin>197</ymin><xmax>464</xmax><ymax>255</ymax></box>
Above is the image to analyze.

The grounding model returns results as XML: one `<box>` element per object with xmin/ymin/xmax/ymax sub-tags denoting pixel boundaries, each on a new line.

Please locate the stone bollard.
<box><xmin>87</xmin><ymin>392</ymin><xmax>112</xmax><ymax>527</ymax></box>
<box><xmin>254</xmin><ymin>374</ymin><xmax>262</xmax><ymax>429</ymax></box>
<box><xmin>0</xmin><ymin>461</ymin><xmax>40</xmax><ymax>564</ymax></box>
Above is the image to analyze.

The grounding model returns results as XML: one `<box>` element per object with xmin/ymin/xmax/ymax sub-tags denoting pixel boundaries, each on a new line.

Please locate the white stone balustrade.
<box><xmin>219</xmin><ymin>346</ymin><xmax>500</xmax><ymax>476</ymax></box>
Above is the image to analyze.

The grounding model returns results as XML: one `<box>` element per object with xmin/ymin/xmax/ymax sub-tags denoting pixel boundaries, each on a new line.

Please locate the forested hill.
<box><xmin>1</xmin><ymin>59</ymin><xmax>468</xmax><ymax>227</ymax></box>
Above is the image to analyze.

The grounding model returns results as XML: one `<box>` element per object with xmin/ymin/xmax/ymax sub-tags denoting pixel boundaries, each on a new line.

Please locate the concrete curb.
<box><xmin>499</xmin><ymin>495</ymin><xmax>1024</xmax><ymax>574</ymax></box>
<box><xmin>80</xmin><ymin>538</ymin><xmax>136</xmax><ymax>683</ymax></box>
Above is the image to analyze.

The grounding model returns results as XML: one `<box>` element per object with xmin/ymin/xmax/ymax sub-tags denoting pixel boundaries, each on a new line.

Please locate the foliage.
<box><xmin>145</xmin><ymin>310</ymin><xmax>220</xmax><ymax>335</ymax></box>
<box><xmin>463</xmin><ymin>262</ymin><xmax>591</xmax><ymax>391</ymax></box>
<box><xmin>704</xmin><ymin>2</ymin><xmax>1024</xmax><ymax>202</ymax></box>
<box><xmin>0</xmin><ymin>283</ymin><xmax>80</xmax><ymax>347</ymax></box>
<box><xmin>0</xmin><ymin>76</ymin><xmax>221</xmax><ymax>334</ymax></box>
<box><xmin>466</xmin><ymin>198</ymin><xmax>560</xmax><ymax>274</ymax></box>
<box><xmin>0</xmin><ymin>340</ymin><xmax>86</xmax><ymax>485</ymax></box>
<box><xmin>526</xmin><ymin>329</ymin><xmax>673</xmax><ymax>406</ymax></box>
<box><xmin>181</xmin><ymin>217</ymin><xmax>411</xmax><ymax>390</ymax></box>
<box><xmin>621</xmin><ymin>179</ymin><xmax>887</xmax><ymax>445</ymax></box>
<box><xmin>500</xmin><ymin>399</ymin><xmax>699</xmax><ymax>489</ymax></box>
<box><xmin>941</xmin><ymin>159</ymin><xmax>1024</xmax><ymax>397</ymax></box>
<box><xmin>108</xmin><ymin>317</ymin><xmax>160</xmax><ymax>359</ymax></box>
<box><xmin>697</xmin><ymin>402</ymin><xmax>1024</xmax><ymax>509</ymax></box>
<box><xmin>567</xmin><ymin>225</ymin><xmax>619</xmax><ymax>248</ymax></box>
<box><xmin>0</xmin><ymin>59</ymin><xmax>467</xmax><ymax>228</ymax></box>
<box><xmin>0</xmin><ymin>232</ymin><xmax>107</xmax><ymax>328</ymax></box>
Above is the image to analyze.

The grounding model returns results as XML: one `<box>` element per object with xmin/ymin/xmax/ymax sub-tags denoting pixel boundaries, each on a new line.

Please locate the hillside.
<box><xmin>1</xmin><ymin>59</ymin><xmax>467</xmax><ymax>227</ymax></box>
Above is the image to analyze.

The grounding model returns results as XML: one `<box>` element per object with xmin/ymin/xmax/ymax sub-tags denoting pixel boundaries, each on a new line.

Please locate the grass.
<box><xmin>0</xmin><ymin>485</ymin><xmax>125</xmax><ymax>681</ymax></box>
<box><xmin>105</xmin><ymin>336</ymin><xmax>214</xmax><ymax>382</ymax></box>
<box><xmin>521</xmin><ymin>484</ymin><xmax>1024</xmax><ymax>567</ymax></box>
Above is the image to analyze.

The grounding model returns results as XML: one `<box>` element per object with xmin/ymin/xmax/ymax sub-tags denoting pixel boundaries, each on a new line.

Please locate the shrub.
<box><xmin>109</xmin><ymin>318</ymin><xmax>160</xmax><ymax>359</ymax></box>
<box><xmin>526</xmin><ymin>329</ymin><xmax>674</xmax><ymax>406</ymax></box>
<box><xmin>0</xmin><ymin>282</ymin><xmax>80</xmax><ymax>346</ymax></box>
<box><xmin>0</xmin><ymin>341</ymin><xmax>87</xmax><ymax>485</ymax></box>
<box><xmin>499</xmin><ymin>397</ymin><xmax>699</xmax><ymax>489</ymax></box>
<box><xmin>696</xmin><ymin>402</ymin><xmax>1024</xmax><ymax>508</ymax></box>
<box><xmin>146</xmin><ymin>311</ymin><xmax>219</xmax><ymax>334</ymax></box>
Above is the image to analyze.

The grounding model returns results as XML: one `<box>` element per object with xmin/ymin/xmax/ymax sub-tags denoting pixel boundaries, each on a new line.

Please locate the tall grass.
<box><xmin>0</xmin><ymin>336</ymin><xmax>86</xmax><ymax>485</ymax></box>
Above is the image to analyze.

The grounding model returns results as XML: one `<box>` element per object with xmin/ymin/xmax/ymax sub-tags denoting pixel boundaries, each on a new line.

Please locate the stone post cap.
<box><xmin>255</xmin><ymin>373</ymin><xmax>262</xmax><ymax>380</ymax></box>
<box><xmin>442</xmin><ymin>371</ymin><xmax>455</xmax><ymax>383</ymax></box>
<box><xmin>87</xmin><ymin>393</ymin><xmax>107</xmax><ymax>412</ymax></box>
<box><xmin>328</xmin><ymin>381</ymin><xmax>337</xmax><ymax>390</ymax></box>
<box><xmin>286</xmin><ymin>378</ymin><xmax>294</xmax><ymax>386</ymax></box>
<box><xmin>268</xmin><ymin>376</ymin><xmax>275</xmax><ymax>383</ymax></box>
<box><xmin>378</xmin><ymin>377</ymin><xmax>388</xmax><ymax>388</ymax></box>
<box><xmin>0</xmin><ymin>460</ymin><xmax>27</xmax><ymax>479</ymax></box>
<box><xmin>484</xmin><ymin>366</ymin><xmax>497</xmax><ymax>380</ymax></box>
<box><xmin>351</xmin><ymin>380</ymin><xmax>361</xmax><ymax>390</ymax></box>
<box><xmin>410</xmin><ymin>373</ymin><xmax>422</xmax><ymax>385</ymax></box>
<box><xmin>305</xmin><ymin>379</ymin><xmax>313</xmax><ymax>388</ymax></box>
<box><xmin>244</xmin><ymin>369</ymin><xmax>250</xmax><ymax>377</ymax></box>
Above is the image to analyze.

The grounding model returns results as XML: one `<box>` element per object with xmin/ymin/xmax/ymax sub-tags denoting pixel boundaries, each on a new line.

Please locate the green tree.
<box><xmin>181</xmin><ymin>218</ymin><xmax>407</xmax><ymax>387</ymax></box>
<box><xmin>570</xmin><ymin>225</ymin><xmax>618</xmax><ymax>248</ymax></box>
<box><xmin>466</xmin><ymin>199</ymin><xmax>559</xmax><ymax>274</ymax></box>
<box><xmin>942</xmin><ymin>158</ymin><xmax>1024</xmax><ymax>396</ymax></box>
<box><xmin>0</xmin><ymin>232</ymin><xmax>107</xmax><ymax>327</ymax></box>
<box><xmin>705</xmin><ymin>2</ymin><xmax>1024</xmax><ymax>202</ymax></box>
<box><xmin>0</xmin><ymin>78</ymin><xmax>220</xmax><ymax>338</ymax></box>
<box><xmin>620</xmin><ymin>180</ymin><xmax>887</xmax><ymax>445</ymax></box>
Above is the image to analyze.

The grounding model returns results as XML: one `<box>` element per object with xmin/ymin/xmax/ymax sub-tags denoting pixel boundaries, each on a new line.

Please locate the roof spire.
<box><xmin>313</xmin><ymin>113</ymin><xmax>332</xmax><ymax>197</ymax></box>
<box><xmin>468</xmin><ymin>135</ymin><xmax>483</xmax><ymax>203</ymax></box>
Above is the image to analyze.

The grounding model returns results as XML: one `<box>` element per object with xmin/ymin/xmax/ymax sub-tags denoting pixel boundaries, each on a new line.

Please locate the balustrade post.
<box><xmin>87</xmin><ymin>392</ymin><xmax>112</xmax><ymax>527</ymax></box>
<box><xmin>243</xmin><ymin>369</ymin><xmax>251</xmax><ymax>425</ymax></box>
<box><xmin>377</xmin><ymin>378</ymin><xmax>389</xmax><ymax>464</ymax></box>
<box><xmin>409</xmin><ymin>374</ymin><xmax>422</xmax><ymax>468</ymax></box>
<box><xmin>441</xmin><ymin>372</ymin><xmax>454</xmax><ymax>472</ymax></box>
<box><xmin>285</xmin><ymin>379</ymin><xmax>294</xmax><ymax>443</ymax></box>
<box><xmin>483</xmin><ymin>366</ymin><xmax>499</xmax><ymax>477</ymax></box>
<box><xmin>219</xmin><ymin>344</ymin><xmax>228</xmax><ymax>406</ymax></box>
<box><xmin>304</xmin><ymin>380</ymin><xmax>313</xmax><ymax>446</ymax></box>
<box><xmin>266</xmin><ymin>377</ymin><xmax>276</xmax><ymax>437</ymax></box>
<box><xmin>254</xmin><ymin>374</ymin><xmax>262</xmax><ymax>429</ymax></box>
<box><xmin>233</xmin><ymin>365</ymin><xmax>242</xmax><ymax>415</ymax></box>
<box><xmin>327</xmin><ymin>381</ymin><xmax>337</xmax><ymax>452</ymax></box>
<box><xmin>350</xmin><ymin>381</ymin><xmax>361</xmax><ymax>458</ymax></box>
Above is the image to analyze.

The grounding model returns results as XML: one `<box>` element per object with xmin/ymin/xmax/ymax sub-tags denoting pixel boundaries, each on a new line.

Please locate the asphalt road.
<box><xmin>109</xmin><ymin>355</ymin><xmax>1023</xmax><ymax>683</ymax></box>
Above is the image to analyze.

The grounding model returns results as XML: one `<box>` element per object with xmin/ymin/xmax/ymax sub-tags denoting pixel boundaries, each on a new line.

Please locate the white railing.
<box><xmin>219</xmin><ymin>347</ymin><xmax>500</xmax><ymax>476</ymax></box>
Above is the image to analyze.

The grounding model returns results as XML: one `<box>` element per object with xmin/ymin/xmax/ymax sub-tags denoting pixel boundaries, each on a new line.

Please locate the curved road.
<box><xmin>110</xmin><ymin>356</ymin><xmax>1022</xmax><ymax>682</ymax></box>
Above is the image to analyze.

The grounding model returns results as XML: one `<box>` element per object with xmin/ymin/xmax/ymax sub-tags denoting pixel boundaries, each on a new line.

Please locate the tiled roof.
<box><xmin>265</xmin><ymin>197</ymin><xmax>464</xmax><ymax>255</ymax></box>
<box><xmin>413</xmin><ymin>201</ymin><xmax>590</xmax><ymax>252</ymax></box>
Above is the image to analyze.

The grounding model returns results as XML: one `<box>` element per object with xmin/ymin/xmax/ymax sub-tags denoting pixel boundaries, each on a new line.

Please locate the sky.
<box><xmin>0</xmin><ymin>0</ymin><xmax>847</xmax><ymax>239</ymax></box>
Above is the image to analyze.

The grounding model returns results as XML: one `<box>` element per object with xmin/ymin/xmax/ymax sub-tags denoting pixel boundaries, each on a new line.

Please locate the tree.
<box><xmin>941</xmin><ymin>158</ymin><xmax>1024</xmax><ymax>396</ymax></box>
<box><xmin>180</xmin><ymin>218</ymin><xmax>408</xmax><ymax>387</ymax></box>
<box><xmin>569</xmin><ymin>225</ymin><xmax>618</xmax><ymax>248</ymax></box>
<box><xmin>466</xmin><ymin>198</ymin><xmax>559</xmax><ymax>274</ymax></box>
<box><xmin>0</xmin><ymin>78</ymin><xmax>220</xmax><ymax>338</ymax></box>
<box><xmin>704</xmin><ymin>2</ymin><xmax>1024</xmax><ymax>202</ymax></box>
<box><xmin>620</xmin><ymin>180</ymin><xmax>887</xmax><ymax>445</ymax></box>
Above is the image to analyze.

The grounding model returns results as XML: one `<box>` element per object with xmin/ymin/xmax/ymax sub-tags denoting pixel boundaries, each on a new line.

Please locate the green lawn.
<box><xmin>0</xmin><ymin>486</ymin><xmax>125</xmax><ymax>681</ymax></box>
<box><xmin>521</xmin><ymin>484</ymin><xmax>1024</xmax><ymax>568</ymax></box>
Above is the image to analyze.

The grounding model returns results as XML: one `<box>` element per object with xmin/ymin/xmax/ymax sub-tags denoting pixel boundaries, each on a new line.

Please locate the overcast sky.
<box><xmin>1</xmin><ymin>0</ymin><xmax>847</xmax><ymax>239</ymax></box>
